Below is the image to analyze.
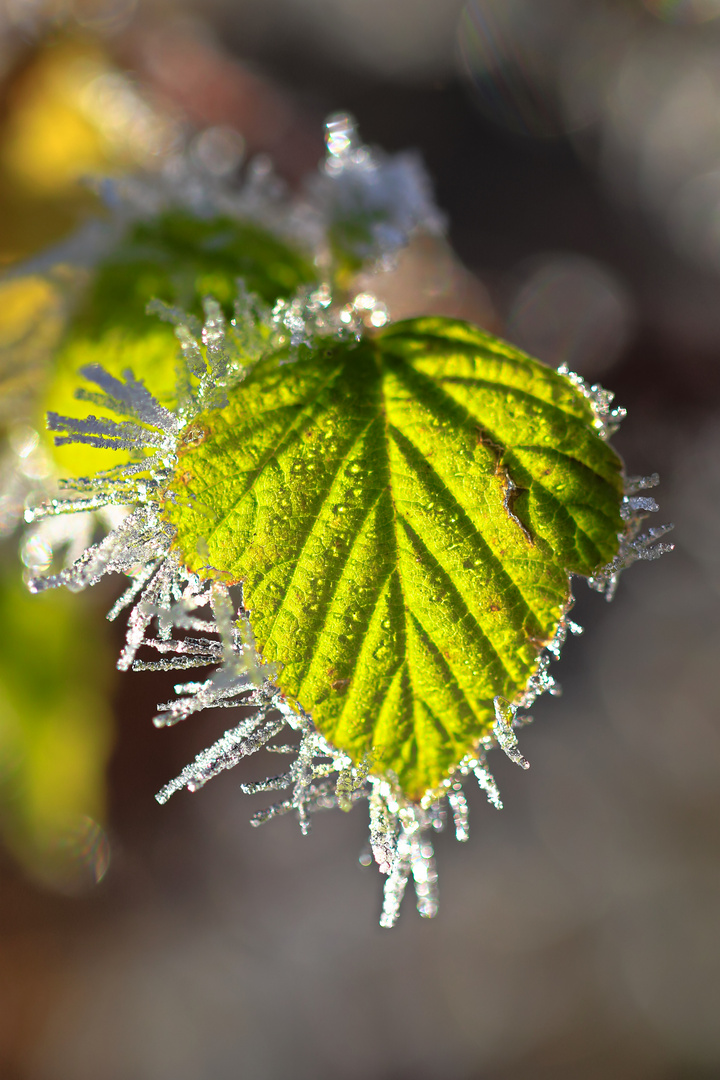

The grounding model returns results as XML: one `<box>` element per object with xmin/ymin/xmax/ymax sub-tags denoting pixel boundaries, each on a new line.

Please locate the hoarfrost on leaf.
<box><xmin>313</xmin><ymin>112</ymin><xmax>446</xmax><ymax>270</ymax></box>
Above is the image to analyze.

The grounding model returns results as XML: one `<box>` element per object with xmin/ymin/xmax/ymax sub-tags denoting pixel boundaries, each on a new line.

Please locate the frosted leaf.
<box><xmin>20</xmin><ymin>321</ymin><xmax>667</xmax><ymax>924</ymax></box>
<box><xmin>16</xmin><ymin>138</ymin><xmax>673</xmax><ymax>926</ymax></box>
<box><xmin>102</xmin><ymin>142</ymin><xmax>319</xmax><ymax>261</ymax></box>
<box><xmin>311</xmin><ymin>112</ymin><xmax>446</xmax><ymax>267</ymax></box>
<box><xmin>22</xmin><ymin>307</ymin><xmax>663</xmax><ymax>925</ymax></box>
<box><xmin>24</xmin><ymin>284</ymin><xmax>659</xmax><ymax>925</ymax></box>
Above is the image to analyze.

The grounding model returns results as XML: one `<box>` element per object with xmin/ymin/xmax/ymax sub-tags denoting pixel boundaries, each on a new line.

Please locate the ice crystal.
<box><xmin>270</xmin><ymin>282</ymin><xmax>390</xmax><ymax>351</ymax></box>
<box><xmin>492</xmin><ymin>696</ymin><xmax>531</xmax><ymax>771</ymax></box>
<box><xmin>311</xmin><ymin>112</ymin><xmax>446</xmax><ymax>267</ymax></box>
<box><xmin>588</xmin><ymin>473</ymin><xmax>674</xmax><ymax>601</ymax></box>
<box><xmin>62</xmin><ymin>111</ymin><xmax>443</xmax><ymax>291</ymax></box>
<box><xmin>447</xmin><ymin>784</ymin><xmax>470</xmax><ymax>841</ymax></box>
<box><xmin>557</xmin><ymin>363</ymin><xmax>627</xmax><ymax>440</ymax></box>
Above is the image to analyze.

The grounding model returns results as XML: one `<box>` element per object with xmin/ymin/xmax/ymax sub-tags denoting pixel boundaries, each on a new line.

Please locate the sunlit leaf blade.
<box><xmin>165</xmin><ymin>317</ymin><xmax>624</xmax><ymax>801</ymax></box>
<box><xmin>42</xmin><ymin>212</ymin><xmax>316</xmax><ymax>476</ymax></box>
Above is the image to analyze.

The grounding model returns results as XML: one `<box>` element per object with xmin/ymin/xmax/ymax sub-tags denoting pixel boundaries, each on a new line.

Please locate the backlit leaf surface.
<box><xmin>166</xmin><ymin>318</ymin><xmax>624</xmax><ymax>801</ymax></box>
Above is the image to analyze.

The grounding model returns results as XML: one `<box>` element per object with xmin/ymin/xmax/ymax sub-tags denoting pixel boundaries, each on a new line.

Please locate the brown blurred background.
<box><xmin>1</xmin><ymin>1</ymin><xmax>719</xmax><ymax>1078</ymax></box>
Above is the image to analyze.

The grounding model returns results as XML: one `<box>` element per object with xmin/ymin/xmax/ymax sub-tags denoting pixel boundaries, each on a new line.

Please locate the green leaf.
<box><xmin>164</xmin><ymin>317</ymin><xmax>624</xmax><ymax>802</ymax></box>
<box><xmin>0</xmin><ymin>566</ymin><xmax>113</xmax><ymax>886</ymax></box>
<box><xmin>41</xmin><ymin>211</ymin><xmax>316</xmax><ymax>475</ymax></box>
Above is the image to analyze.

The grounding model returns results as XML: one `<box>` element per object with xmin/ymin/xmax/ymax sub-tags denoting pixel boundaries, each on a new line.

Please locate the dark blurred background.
<box><xmin>1</xmin><ymin>1</ymin><xmax>719</xmax><ymax>1078</ymax></box>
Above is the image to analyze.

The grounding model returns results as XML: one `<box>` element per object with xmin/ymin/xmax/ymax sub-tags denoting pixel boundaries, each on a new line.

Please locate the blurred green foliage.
<box><xmin>43</xmin><ymin>212</ymin><xmax>316</xmax><ymax>476</ymax></box>
<box><xmin>0</xmin><ymin>565</ymin><xmax>113</xmax><ymax>888</ymax></box>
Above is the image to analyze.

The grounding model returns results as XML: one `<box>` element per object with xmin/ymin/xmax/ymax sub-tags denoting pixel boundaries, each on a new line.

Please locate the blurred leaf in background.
<box><xmin>0</xmin><ymin>274</ymin><xmax>67</xmax><ymax>429</ymax></box>
<box><xmin>43</xmin><ymin>211</ymin><xmax>317</xmax><ymax>477</ymax></box>
<box><xmin>0</xmin><ymin>35</ymin><xmax>179</xmax><ymax>266</ymax></box>
<box><xmin>0</xmin><ymin>566</ymin><xmax>113</xmax><ymax>891</ymax></box>
<box><xmin>0</xmin><ymin>32</ymin><xmax>178</xmax><ymax>886</ymax></box>
<box><xmin>1</xmin><ymin>38</ymin><xmax>109</xmax><ymax>266</ymax></box>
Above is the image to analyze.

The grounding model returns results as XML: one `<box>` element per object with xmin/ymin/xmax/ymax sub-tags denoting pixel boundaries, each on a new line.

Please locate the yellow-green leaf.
<box><xmin>165</xmin><ymin>317</ymin><xmax>624</xmax><ymax>802</ymax></box>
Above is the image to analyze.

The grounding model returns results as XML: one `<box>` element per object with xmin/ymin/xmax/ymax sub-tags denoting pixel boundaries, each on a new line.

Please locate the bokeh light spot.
<box><xmin>506</xmin><ymin>254</ymin><xmax>633</xmax><ymax>376</ymax></box>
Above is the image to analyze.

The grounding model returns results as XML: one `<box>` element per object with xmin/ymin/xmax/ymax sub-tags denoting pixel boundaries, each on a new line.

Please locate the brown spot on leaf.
<box><xmin>181</xmin><ymin>422</ymin><xmax>208</xmax><ymax>448</ymax></box>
